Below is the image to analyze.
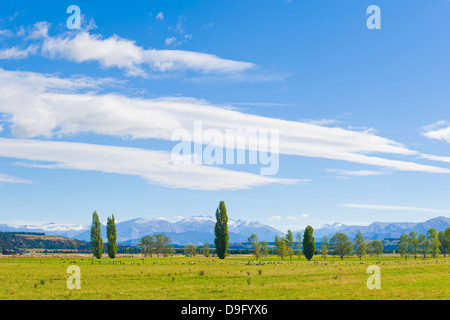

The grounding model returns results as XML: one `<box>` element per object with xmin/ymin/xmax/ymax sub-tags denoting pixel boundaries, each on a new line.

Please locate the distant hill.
<box><xmin>0</xmin><ymin>232</ymin><xmax>91</xmax><ymax>252</ymax></box>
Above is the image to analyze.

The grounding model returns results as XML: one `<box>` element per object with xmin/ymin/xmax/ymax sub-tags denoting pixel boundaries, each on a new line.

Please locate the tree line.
<box><xmin>89</xmin><ymin>204</ymin><xmax>450</xmax><ymax>261</ymax></box>
<box><xmin>397</xmin><ymin>228</ymin><xmax>450</xmax><ymax>259</ymax></box>
<box><xmin>247</xmin><ymin>227</ymin><xmax>450</xmax><ymax>261</ymax></box>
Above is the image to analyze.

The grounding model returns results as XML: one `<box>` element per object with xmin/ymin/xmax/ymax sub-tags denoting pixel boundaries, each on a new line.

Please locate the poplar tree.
<box><xmin>90</xmin><ymin>211</ymin><xmax>103</xmax><ymax>259</ymax></box>
<box><xmin>438</xmin><ymin>228</ymin><xmax>450</xmax><ymax>257</ymax></box>
<box><xmin>354</xmin><ymin>231</ymin><xmax>366</xmax><ymax>260</ymax></box>
<box><xmin>418</xmin><ymin>233</ymin><xmax>431</xmax><ymax>259</ymax></box>
<box><xmin>397</xmin><ymin>234</ymin><xmax>410</xmax><ymax>260</ymax></box>
<box><xmin>321</xmin><ymin>237</ymin><xmax>329</xmax><ymax>260</ymax></box>
<box><xmin>408</xmin><ymin>231</ymin><xmax>419</xmax><ymax>259</ymax></box>
<box><xmin>214</xmin><ymin>201</ymin><xmax>229</xmax><ymax>259</ymax></box>
<box><xmin>286</xmin><ymin>230</ymin><xmax>294</xmax><ymax>260</ymax></box>
<box><xmin>261</xmin><ymin>241</ymin><xmax>269</xmax><ymax>257</ymax></box>
<box><xmin>106</xmin><ymin>214</ymin><xmax>117</xmax><ymax>259</ymax></box>
<box><xmin>302</xmin><ymin>225</ymin><xmax>315</xmax><ymax>261</ymax></box>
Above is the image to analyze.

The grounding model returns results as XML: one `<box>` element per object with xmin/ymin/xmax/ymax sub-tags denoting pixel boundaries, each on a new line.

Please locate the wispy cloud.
<box><xmin>340</xmin><ymin>203</ymin><xmax>450</xmax><ymax>214</ymax></box>
<box><xmin>164</xmin><ymin>37</ymin><xmax>177</xmax><ymax>46</ymax></box>
<box><xmin>326</xmin><ymin>169</ymin><xmax>389</xmax><ymax>176</ymax></box>
<box><xmin>421</xmin><ymin>120</ymin><xmax>450</xmax><ymax>143</ymax></box>
<box><xmin>1</xmin><ymin>69</ymin><xmax>450</xmax><ymax>175</ymax></box>
<box><xmin>287</xmin><ymin>214</ymin><xmax>309</xmax><ymax>220</ymax></box>
<box><xmin>302</xmin><ymin>118</ymin><xmax>339</xmax><ymax>126</ymax></box>
<box><xmin>0</xmin><ymin>138</ymin><xmax>296</xmax><ymax>191</ymax></box>
<box><xmin>0</xmin><ymin>45</ymin><xmax>38</xmax><ymax>60</ymax></box>
<box><xmin>2</xmin><ymin>22</ymin><xmax>254</xmax><ymax>77</ymax></box>
<box><xmin>0</xmin><ymin>173</ymin><xmax>33</xmax><ymax>184</ymax></box>
<box><xmin>268</xmin><ymin>215</ymin><xmax>282</xmax><ymax>222</ymax></box>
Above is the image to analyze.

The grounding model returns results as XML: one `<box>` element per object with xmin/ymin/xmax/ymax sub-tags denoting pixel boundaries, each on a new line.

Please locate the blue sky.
<box><xmin>0</xmin><ymin>0</ymin><xmax>450</xmax><ymax>231</ymax></box>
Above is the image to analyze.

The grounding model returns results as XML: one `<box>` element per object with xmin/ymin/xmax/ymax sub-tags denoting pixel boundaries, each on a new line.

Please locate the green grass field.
<box><xmin>0</xmin><ymin>254</ymin><xmax>449</xmax><ymax>300</ymax></box>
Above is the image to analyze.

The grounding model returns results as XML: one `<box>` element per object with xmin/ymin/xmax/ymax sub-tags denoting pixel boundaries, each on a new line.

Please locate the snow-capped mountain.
<box><xmin>0</xmin><ymin>216</ymin><xmax>284</xmax><ymax>245</ymax></box>
<box><xmin>72</xmin><ymin>216</ymin><xmax>284</xmax><ymax>245</ymax></box>
<box><xmin>1</xmin><ymin>216</ymin><xmax>449</xmax><ymax>245</ymax></box>
<box><xmin>0</xmin><ymin>222</ymin><xmax>89</xmax><ymax>238</ymax></box>
<box><xmin>310</xmin><ymin>216</ymin><xmax>450</xmax><ymax>240</ymax></box>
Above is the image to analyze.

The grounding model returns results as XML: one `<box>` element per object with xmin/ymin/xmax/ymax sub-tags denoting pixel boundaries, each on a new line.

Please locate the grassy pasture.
<box><xmin>0</xmin><ymin>254</ymin><xmax>449</xmax><ymax>300</ymax></box>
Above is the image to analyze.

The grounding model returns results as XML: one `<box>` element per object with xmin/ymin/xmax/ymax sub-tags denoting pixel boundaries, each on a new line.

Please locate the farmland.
<box><xmin>0</xmin><ymin>254</ymin><xmax>449</xmax><ymax>300</ymax></box>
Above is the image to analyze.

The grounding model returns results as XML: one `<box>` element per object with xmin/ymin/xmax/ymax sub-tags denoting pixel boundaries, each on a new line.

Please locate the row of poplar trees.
<box><xmin>90</xmin><ymin>211</ymin><xmax>117</xmax><ymax>259</ymax></box>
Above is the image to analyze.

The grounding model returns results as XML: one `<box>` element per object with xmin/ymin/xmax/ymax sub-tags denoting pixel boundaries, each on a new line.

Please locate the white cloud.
<box><xmin>302</xmin><ymin>118</ymin><xmax>339</xmax><ymax>126</ymax></box>
<box><xmin>156</xmin><ymin>12</ymin><xmax>164</xmax><ymax>21</ymax></box>
<box><xmin>0</xmin><ymin>29</ymin><xmax>14</xmax><ymax>37</ymax></box>
<box><xmin>10</xmin><ymin>22</ymin><xmax>254</xmax><ymax>77</ymax></box>
<box><xmin>422</xmin><ymin>121</ymin><xmax>450</xmax><ymax>143</ymax></box>
<box><xmin>165</xmin><ymin>37</ymin><xmax>176</xmax><ymax>46</ymax></box>
<box><xmin>326</xmin><ymin>169</ymin><xmax>388</xmax><ymax>176</ymax></box>
<box><xmin>268</xmin><ymin>215</ymin><xmax>282</xmax><ymax>222</ymax></box>
<box><xmin>1</xmin><ymin>69</ymin><xmax>450</xmax><ymax>175</ymax></box>
<box><xmin>0</xmin><ymin>45</ymin><xmax>38</xmax><ymax>60</ymax></box>
<box><xmin>0</xmin><ymin>138</ymin><xmax>295</xmax><ymax>191</ymax></box>
<box><xmin>0</xmin><ymin>173</ymin><xmax>33</xmax><ymax>184</ymax></box>
<box><xmin>420</xmin><ymin>154</ymin><xmax>450</xmax><ymax>163</ymax></box>
<box><xmin>340</xmin><ymin>203</ymin><xmax>450</xmax><ymax>214</ymax></box>
<box><xmin>287</xmin><ymin>214</ymin><xmax>309</xmax><ymax>220</ymax></box>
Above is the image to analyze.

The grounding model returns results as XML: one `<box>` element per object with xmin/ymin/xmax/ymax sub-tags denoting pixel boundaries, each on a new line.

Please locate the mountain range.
<box><xmin>0</xmin><ymin>216</ymin><xmax>284</xmax><ymax>246</ymax></box>
<box><xmin>308</xmin><ymin>216</ymin><xmax>450</xmax><ymax>240</ymax></box>
<box><xmin>0</xmin><ymin>216</ymin><xmax>449</xmax><ymax>245</ymax></box>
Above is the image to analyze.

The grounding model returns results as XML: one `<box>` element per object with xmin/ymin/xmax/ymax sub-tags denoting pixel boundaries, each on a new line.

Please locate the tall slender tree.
<box><xmin>408</xmin><ymin>231</ymin><xmax>419</xmax><ymax>259</ymax></box>
<box><xmin>296</xmin><ymin>232</ymin><xmax>303</xmax><ymax>259</ymax></box>
<box><xmin>418</xmin><ymin>233</ymin><xmax>431</xmax><ymax>259</ymax></box>
<box><xmin>302</xmin><ymin>225</ymin><xmax>315</xmax><ymax>261</ymax></box>
<box><xmin>354</xmin><ymin>231</ymin><xmax>366</xmax><ymax>260</ymax></box>
<box><xmin>438</xmin><ymin>228</ymin><xmax>450</xmax><ymax>258</ymax></box>
<box><xmin>261</xmin><ymin>241</ymin><xmax>269</xmax><ymax>257</ymax></box>
<box><xmin>286</xmin><ymin>230</ymin><xmax>294</xmax><ymax>260</ymax></box>
<box><xmin>90</xmin><ymin>211</ymin><xmax>103</xmax><ymax>259</ymax></box>
<box><xmin>106</xmin><ymin>214</ymin><xmax>117</xmax><ymax>259</ymax></box>
<box><xmin>214</xmin><ymin>201</ymin><xmax>229</xmax><ymax>259</ymax></box>
<box><xmin>321</xmin><ymin>237</ymin><xmax>329</xmax><ymax>261</ymax></box>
